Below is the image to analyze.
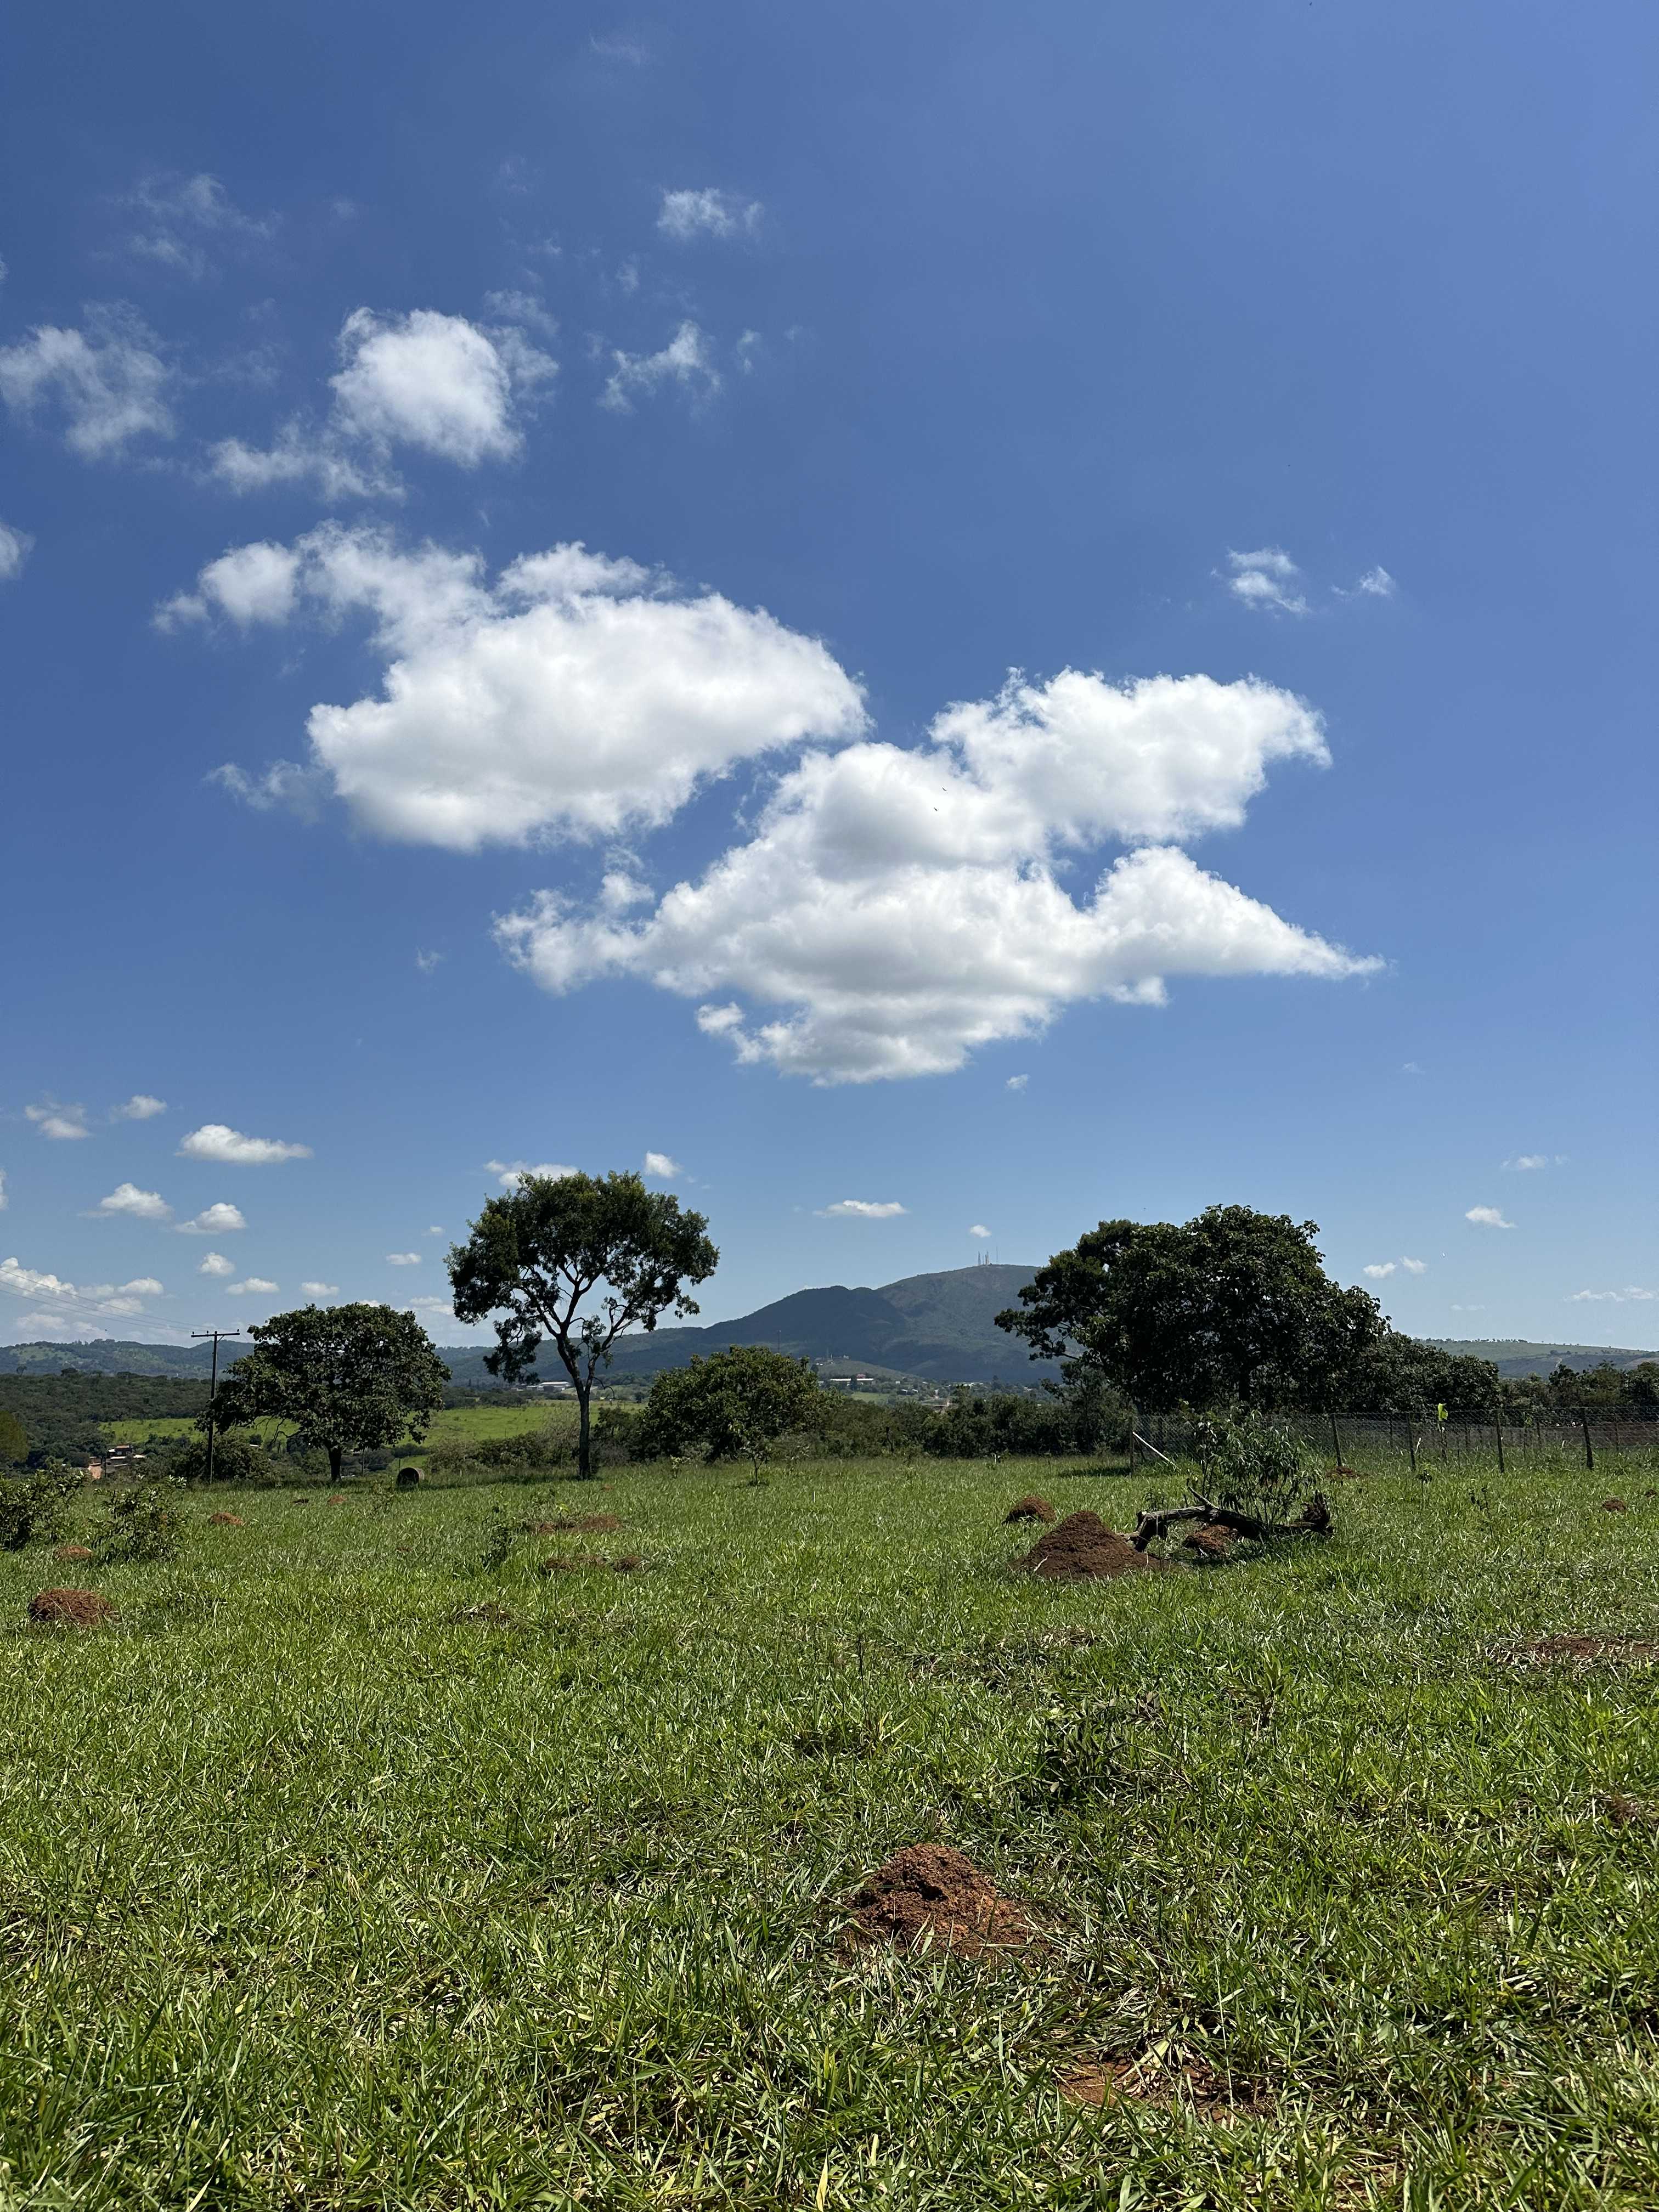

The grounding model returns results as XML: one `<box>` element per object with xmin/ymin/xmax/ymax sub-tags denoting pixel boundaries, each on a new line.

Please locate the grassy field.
<box><xmin>102</xmin><ymin>1399</ymin><xmax>575</xmax><ymax>1454</ymax></box>
<box><xmin>3</xmin><ymin>1451</ymin><xmax>1659</xmax><ymax>2207</ymax></box>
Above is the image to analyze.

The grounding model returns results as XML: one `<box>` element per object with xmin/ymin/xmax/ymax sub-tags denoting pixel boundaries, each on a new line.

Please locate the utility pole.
<box><xmin>192</xmin><ymin>1328</ymin><xmax>241</xmax><ymax>1486</ymax></box>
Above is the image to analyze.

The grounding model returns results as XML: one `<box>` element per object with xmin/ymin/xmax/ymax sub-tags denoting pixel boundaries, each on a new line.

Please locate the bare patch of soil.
<box><xmin>1602</xmin><ymin>1497</ymin><xmax>1629</xmax><ymax>1514</ymax></box>
<box><xmin>29</xmin><ymin>1588</ymin><xmax>117</xmax><ymax>1628</ymax></box>
<box><xmin>1021</xmin><ymin>1510</ymin><xmax>1178</xmax><ymax>1581</ymax></box>
<box><xmin>1005</xmin><ymin>1496</ymin><xmax>1056</xmax><ymax>1525</ymax></box>
<box><xmin>848</xmin><ymin>1843</ymin><xmax>1034</xmax><ymax>1957</ymax></box>
<box><xmin>1182</xmin><ymin>1522</ymin><xmax>1237</xmax><ymax>1561</ymax></box>
<box><xmin>529</xmin><ymin>1512</ymin><xmax>622</xmax><ymax>1535</ymax></box>
<box><xmin>1060</xmin><ymin>2044</ymin><xmax>1269</xmax><ymax>2121</ymax></box>
<box><xmin>53</xmin><ymin>1543</ymin><xmax>93</xmax><ymax>1561</ymax></box>
<box><xmin>448</xmin><ymin>1601</ymin><xmax>516</xmax><ymax>1627</ymax></box>
<box><xmin>208</xmin><ymin>1511</ymin><xmax>244</xmax><ymax>1526</ymax></box>
<box><xmin>327</xmin><ymin>1493</ymin><xmax>349</xmax><ymax>1503</ymax></box>
<box><xmin>1325</xmin><ymin>1465</ymin><xmax>1364</xmax><ymax>1483</ymax></box>
<box><xmin>1598</xmin><ymin>1792</ymin><xmax>1657</xmax><ymax>1827</ymax></box>
<box><xmin>1527</xmin><ymin>1633</ymin><xmax>1659</xmax><ymax>1664</ymax></box>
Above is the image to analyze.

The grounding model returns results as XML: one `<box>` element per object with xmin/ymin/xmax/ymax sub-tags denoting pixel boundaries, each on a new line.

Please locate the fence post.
<box><xmin>1493</xmin><ymin>1414</ymin><xmax>1505</xmax><ymax>1475</ymax></box>
<box><xmin>1582</xmin><ymin>1412</ymin><xmax>1594</xmax><ymax>1473</ymax></box>
<box><xmin>1407</xmin><ymin>1417</ymin><xmax>1418</xmax><ymax>1477</ymax></box>
<box><xmin>1329</xmin><ymin>1411</ymin><xmax>1342</xmax><ymax>1467</ymax></box>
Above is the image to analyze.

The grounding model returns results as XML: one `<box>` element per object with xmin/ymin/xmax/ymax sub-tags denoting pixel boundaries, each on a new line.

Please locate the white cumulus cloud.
<box><xmin>1401</xmin><ymin>1257</ymin><xmax>1427</xmax><ymax>1274</ymax></box>
<box><xmin>0</xmin><ymin>520</ymin><xmax>32</xmax><ymax>580</ymax></box>
<box><xmin>198</xmin><ymin>1251</ymin><xmax>235</xmax><ymax>1276</ymax></box>
<box><xmin>642</xmin><ymin>1152</ymin><xmax>681</xmax><ymax>1178</ymax></box>
<box><xmin>496</xmin><ymin>668</ymin><xmax>1375</xmax><ymax>1082</ymax></box>
<box><xmin>93</xmin><ymin>1182</ymin><xmax>171</xmax><ymax>1221</ymax></box>
<box><xmin>0</xmin><ymin>1255</ymin><xmax>163</xmax><ymax>1323</ymax></box>
<box><xmin>178</xmin><ymin>1123</ymin><xmax>311</xmax><ymax>1164</ymax></box>
<box><xmin>1503</xmin><ymin>1154</ymin><xmax>1549</xmax><ymax>1171</ymax></box>
<box><xmin>0</xmin><ymin>308</ymin><xmax>174</xmax><ymax>458</ymax></box>
<box><xmin>817</xmin><ymin>1199</ymin><xmax>907</xmax><ymax>1219</ymax></box>
<box><xmin>1363</xmin><ymin>1262</ymin><xmax>1395</xmax><ymax>1279</ymax></box>
<box><xmin>1222</xmin><ymin>547</ymin><xmax>1309</xmax><ymax>617</ymax></box>
<box><xmin>300</xmin><ymin>1280</ymin><xmax>339</xmax><ymax>1297</ymax></box>
<box><xmin>227</xmin><ymin>1277</ymin><xmax>278</xmax><ymax>1297</ymax></box>
<box><xmin>112</xmin><ymin>1093</ymin><xmax>167</xmax><ymax>1120</ymax></box>
<box><xmin>657</xmin><ymin>189</ymin><xmax>763</xmax><ymax>241</ymax></box>
<box><xmin>175</xmin><ymin>1202</ymin><xmax>247</xmax><ymax>1235</ymax></box>
<box><xmin>208</xmin><ymin>306</ymin><xmax>555</xmax><ymax>494</ymax></box>
<box><xmin>969</xmin><ymin>1223</ymin><xmax>992</xmax><ymax>1239</ymax></box>
<box><xmin>386</xmin><ymin>1252</ymin><xmax>421</xmax><ymax>1266</ymax></box>
<box><xmin>601</xmin><ymin>319</ymin><xmax>720</xmax><ymax>411</ymax></box>
<box><xmin>1465</xmin><ymin>1206</ymin><xmax>1515</xmax><ymax>1229</ymax></box>
<box><xmin>182</xmin><ymin>526</ymin><xmax>865</xmax><ymax>850</ymax></box>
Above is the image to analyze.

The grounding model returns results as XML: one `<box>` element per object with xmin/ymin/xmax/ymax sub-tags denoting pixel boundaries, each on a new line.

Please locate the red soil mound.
<box><xmin>53</xmin><ymin>1543</ymin><xmax>93</xmax><ymax>1561</ymax></box>
<box><xmin>29</xmin><ymin>1588</ymin><xmax>117</xmax><ymax>1628</ymax></box>
<box><xmin>1182</xmin><ymin>1522</ymin><xmax>1237</xmax><ymax>1560</ymax></box>
<box><xmin>327</xmin><ymin>1492</ymin><xmax>348</xmax><ymax>1503</ymax></box>
<box><xmin>208</xmin><ymin>1511</ymin><xmax>244</xmax><ymax>1526</ymax></box>
<box><xmin>1004</xmin><ymin>1496</ymin><xmax>1056</xmax><ymax>1524</ymax></box>
<box><xmin>1602</xmin><ymin>1498</ymin><xmax>1628</xmax><ymax>1513</ymax></box>
<box><xmin>849</xmin><ymin>1843</ymin><xmax>1033</xmax><ymax>1957</ymax></box>
<box><xmin>1021</xmin><ymin>1510</ymin><xmax>1177</xmax><ymax>1581</ymax></box>
<box><xmin>529</xmin><ymin>1512</ymin><xmax>621</xmax><ymax>1534</ymax></box>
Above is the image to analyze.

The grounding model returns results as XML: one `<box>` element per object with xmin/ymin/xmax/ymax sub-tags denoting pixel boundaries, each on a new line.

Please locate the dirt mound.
<box><xmin>849</xmin><ymin>1843</ymin><xmax>1033</xmax><ymax>1957</ymax></box>
<box><xmin>29</xmin><ymin>1588</ymin><xmax>117</xmax><ymax>1628</ymax></box>
<box><xmin>53</xmin><ymin>1543</ymin><xmax>94</xmax><ymax>1562</ymax></box>
<box><xmin>1182</xmin><ymin>1522</ymin><xmax>1237</xmax><ymax>1561</ymax></box>
<box><xmin>327</xmin><ymin>1492</ymin><xmax>348</xmax><ymax>1504</ymax></box>
<box><xmin>1602</xmin><ymin>1497</ymin><xmax>1628</xmax><ymax>1514</ymax></box>
<box><xmin>1021</xmin><ymin>1510</ymin><xmax>1176</xmax><ymax>1581</ymax></box>
<box><xmin>1326</xmin><ymin>1464</ymin><xmax>1364</xmax><ymax>1483</ymax></box>
<box><xmin>1004</xmin><ymin>1496</ymin><xmax>1056</xmax><ymax>1525</ymax></box>
<box><xmin>529</xmin><ymin>1512</ymin><xmax>620</xmax><ymax>1534</ymax></box>
<box><xmin>208</xmin><ymin>1511</ymin><xmax>244</xmax><ymax>1526</ymax></box>
<box><xmin>1528</xmin><ymin>1633</ymin><xmax>1659</xmax><ymax>1664</ymax></box>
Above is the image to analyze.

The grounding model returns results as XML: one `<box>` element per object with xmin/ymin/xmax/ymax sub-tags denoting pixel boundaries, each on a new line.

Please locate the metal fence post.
<box><xmin>1582</xmin><ymin>1412</ymin><xmax>1594</xmax><ymax>1472</ymax></box>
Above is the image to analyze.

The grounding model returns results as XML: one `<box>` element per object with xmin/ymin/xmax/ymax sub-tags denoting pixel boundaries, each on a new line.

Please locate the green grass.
<box><xmin>3</xmin><ymin>1451</ymin><xmax>1659</xmax><ymax>2207</ymax></box>
<box><xmin>102</xmin><ymin>1400</ymin><xmax>574</xmax><ymax>1453</ymax></box>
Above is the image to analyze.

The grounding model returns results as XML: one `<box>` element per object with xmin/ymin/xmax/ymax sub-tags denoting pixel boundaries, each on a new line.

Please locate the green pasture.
<box><xmin>102</xmin><ymin>1397</ymin><xmax>575</xmax><ymax>1455</ymax></box>
<box><xmin>3</xmin><ymin>1449</ymin><xmax>1659</xmax><ymax>2207</ymax></box>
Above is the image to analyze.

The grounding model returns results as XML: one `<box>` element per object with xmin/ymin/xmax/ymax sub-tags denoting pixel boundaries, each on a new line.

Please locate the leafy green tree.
<box><xmin>997</xmin><ymin>1205</ymin><xmax>1386</xmax><ymax>1412</ymax></box>
<box><xmin>206</xmin><ymin>1304</ymin><xmax>449</xmax><ymax>1484</ymax></box>
<box><xmin>448</xmin><ymin>1171</ymin><xmax>718</xmax><ymax>1480</ymax></box>
<box><xmin>163</xmin><ymin>1432</ymin><xmax>284</xmax><ymax>1487</ymax></box>
<box><xmin>1346</xmin><ymin>1333</ymin><xmax>1501</xmax><ymax>1411</ymax></box>
<box><xmin>0</xmin><ymin>1410</ymin><xmax>27</xmax><ymax>1466</ymax></box>
<box><xmin>642</xmin><ymin>1346</ymin><xmax>820</xmax><ymax>1477</ymax></box>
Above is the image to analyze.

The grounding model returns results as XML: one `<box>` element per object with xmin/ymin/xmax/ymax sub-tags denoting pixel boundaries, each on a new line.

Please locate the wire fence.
<box><xmin>1130</xmin><ymin>1407</ymin><xmax>1659</xmax><ymax>1474</ymax></box>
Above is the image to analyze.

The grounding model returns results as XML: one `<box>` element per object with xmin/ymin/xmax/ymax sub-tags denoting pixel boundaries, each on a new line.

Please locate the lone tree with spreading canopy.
<box><xmin>996</xmin><ymin>1204</ymin><xmax>1385</xmax><ymax>1413</ymax></box>
<box><xmin>204</xmin><ymin>1302</ymin><xmax>449</xmax><ymax>1484</ymax></box>
<box><xmin>448</xmin><ymin>1170</ymin><xmax>718</xmax><ymax>1480</ymax></box>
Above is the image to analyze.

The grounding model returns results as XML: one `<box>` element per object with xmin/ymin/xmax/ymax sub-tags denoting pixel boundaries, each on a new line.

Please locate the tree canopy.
<box><xmin>207</xmin><ymin>1303</ymin><xmax>449</xmax><ymax>1482</ymax></box>
<box><xmin>641</xmin><ymin>1345</ymin><xmax>820</xmax><ymax>1475</ymax></box>
<box><xmin>997</xmin><ymin>1205</ymin><xmax>1387</xmax><ymax>1412</ymax></box>
<box><xmin>448</xmin><ymin>1170</ymin><xmax>717</xmax><ymax>1478</ymax></box>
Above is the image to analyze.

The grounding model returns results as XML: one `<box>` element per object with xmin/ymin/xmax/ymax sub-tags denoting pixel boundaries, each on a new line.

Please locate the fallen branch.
<box><xmin>1130</xmin><ymin>1492</ymin><xmax>1331</xmax><ymax>1551</ymax></box>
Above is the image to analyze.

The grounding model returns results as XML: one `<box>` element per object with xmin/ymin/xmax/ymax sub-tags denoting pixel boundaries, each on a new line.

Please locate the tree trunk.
<box><xmin>576</xmin><ymin>1383</ymin><xmax>593</xmax><ymax>1480</ymax></box>
<box><xmin>328</xmin><ymin>1443</ymin><xmax>343</xmax><ymax>1484</ymax></box>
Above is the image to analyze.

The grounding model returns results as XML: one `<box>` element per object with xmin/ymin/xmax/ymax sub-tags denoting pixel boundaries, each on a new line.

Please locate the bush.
<box><xmin>163</xmin><ymin>1433</ymin><xmax>286</xmax><ymax>1487</ymax></box>
<box><xmin>1193</xmin><ymin>1411</ymin><xmax>1318</xmax><ymax>1526</ymax></box>
<box><xmin>102</xmin><ymin>1479</ymin><xmax>187</xmax><ymax>1563</ymax></box>
<box><xmin>0</xmin><ymin>1460</ymin><xmax>83</xmax><ymax>1549</ymax></box>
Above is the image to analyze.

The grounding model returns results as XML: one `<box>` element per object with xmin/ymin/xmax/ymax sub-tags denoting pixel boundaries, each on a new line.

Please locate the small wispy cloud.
<box><xmin>386</xmin><ymin>1252</ymin><xmax>421</xmax><ymax>1266</ymax></box>
<box><xmin>25</xmin><ymin>1100</ymin><xmax>89</xmax><ymax>1141</ymax></box>
<box><xmin>226</xmin><ymin>1276</ymin><xmax>278</xmax><ymax>1297</ymax></box>
<box><xmin>1221</xmin><ymin>547</ymin><xmax>1309</xmax><ymax>617</ymax></box>
<box><xmin>1333</xmin><ymin>566</ymin><xmax>1398</xmax><ymax>602</ymax></box>
<box><xmin>486</xmin><ymin>1159</ymin><xmax>578</xmax><ymax>1190</ymax></box>
<box><xmin>1465</xmin><ymin>1206</ymin><xmax>1515</xmax><ymax>1229</ymax></box>
<box><xmin>112</xmin><ymin>1093</ymin><xmax>166</xmax><ymax>1120</ymax></box>
<box><xmin>1006</xmin><ymin>1075</ymin><xmax>1028</xmax><ymax>1093</ymax></box>
<box><xmin>1363</xmin><ymin>1262</ymin><xmax>1396</xmax><ymax>1279</ymax></box>
<box><xmin>414</xmin><ymin>949</ymin><xmax>443</xmax><ymax>974</ymax></box>
<box><xmin>300</xmin><ymin>1279</ymin><xmax>338</xmax><ymax>1297</ymax></box>
<box><xmin>643</xmin><ymin>1151</ymin><xmax>681</xmax><ymax>1179</ymax></box>
<box><xmin>0</xmin><ymin>519</ymin><xmax>33</xmax><ymax>581</ymax></box>
<box><xmin>1401</xmin><ymin>1257</ymin><xmax>1427</xmax><ymax>1274</ymax></box>
<box><xmin>122</xmin><ymin>172</ymin><xmax>276</xmax><ymax>280</ymax></box>
<box><xmin>1571</xmin><ymin>1286</ymin><xmax>1655</xmax><ymax>1304</ymax></box>
<box><xmin>657</xmin><ymin>188</ymin><xmax>763</xmax><ymax>242</ymax></box>
<box><xmin>600</xmin><ymin>320</ymin><xmax>720</xmax><ymax>412</ymax></box>
<box><xmin>1503</xmin><ymin>1154</ymin><xmax>1549</xmax><ymax>1172</ymax></box>
<box><xmin>816</xmin><ymin>1199</ymin><xmax>907</xmax><ymax>1220</ymax></box>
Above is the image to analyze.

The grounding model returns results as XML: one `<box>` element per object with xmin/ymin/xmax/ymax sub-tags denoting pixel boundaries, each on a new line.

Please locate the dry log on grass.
<box><xmin>1130</xmin><ymin>1492</ymin><xmax>1331</xmax><ymax>1551</ymax></box>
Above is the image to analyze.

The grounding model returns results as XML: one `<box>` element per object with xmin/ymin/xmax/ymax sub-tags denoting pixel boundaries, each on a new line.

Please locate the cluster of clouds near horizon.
<box><xmin>162</xmin><ymin>522</ymin><xmax>1383</xmax><ymax>1083</ymax></box>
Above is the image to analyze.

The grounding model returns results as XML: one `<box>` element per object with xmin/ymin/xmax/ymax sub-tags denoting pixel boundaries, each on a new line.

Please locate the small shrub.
<box><xmin>0</xmin><ymin>1460</ymin><xmax>83</xmax><ymax>1550</ymax></box>
<box><xmin>163</xmin><ymin>1433</ymin><xmax>284</xmax><ymax>1487</ymax></box>
<box><xmin>1194</xmin><ymin>1412</ymin><xmax>1319</xmax><ymax>1527</ymax></box>
<box><xmin>101</xmin><ymin>1479</ymin><xmax>187</xmax><ymax>1564</ymax></box>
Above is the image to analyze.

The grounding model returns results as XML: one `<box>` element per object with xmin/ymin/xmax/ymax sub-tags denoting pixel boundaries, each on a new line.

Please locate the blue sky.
<box><xmin>2</xmin><ymin>0</ymin><xmax>1654</xmax><ymax>1350</ymax></box>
